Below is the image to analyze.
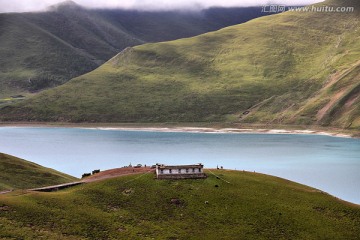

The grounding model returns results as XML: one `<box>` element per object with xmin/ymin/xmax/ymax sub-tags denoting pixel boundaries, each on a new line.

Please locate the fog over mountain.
<box><xmin>0</xmin><ymin>0</ymin><xmax>323</xmax><ymax>13</ymax></box>
<box><xmin>0</xmin><ymin>0</ymin><xmax>281</xmax><ymax>95</ymax></box>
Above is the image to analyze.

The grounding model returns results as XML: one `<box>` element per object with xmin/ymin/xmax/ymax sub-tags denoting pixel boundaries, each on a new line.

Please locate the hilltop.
<box><xmin>0</xmin><ymin>153</ymin><xmax>77</xmax><ymax>191</ymax></box>
<box><xmin>0</xmin><ymin>170</ymin><xmax>359</xmax><ymax>239</ymax></box>
<box><xmin>1</xmin><ymin>0</ymin><xmax>358</xmax><ymax>132</ymax></box>
<box><xmin>0</xmin><ymin>1</ymin><xmax>272</xmax><ymax>97</ymax></box>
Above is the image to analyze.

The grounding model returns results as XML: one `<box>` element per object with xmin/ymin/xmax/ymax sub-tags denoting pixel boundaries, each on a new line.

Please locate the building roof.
<box><xmin>156</xmin><ymin>164</ymin><xmax>203</xmax><ymax>169</ymax></box>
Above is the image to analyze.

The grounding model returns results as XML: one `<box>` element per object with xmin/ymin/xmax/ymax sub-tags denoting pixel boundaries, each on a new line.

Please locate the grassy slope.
<box><xmin>0</xmin><ymin>4</ymin><xmax>141</xmax><ymax>96</ymax></box>
<box><xmin>1</xmin><ymin>0</ymin><xmax>358</xmax><ymax>131</ymax></box>
<box><xmin>0</xmin><ymin>153</ymin><xmax>78</xmax><ymax>191</ymax></box>
<box><xmin>0</xmin><ymin>170</ymin><xmax>359</xmax><ymax>239</ymax></box>
<box><xmin>0</xmin><ymin>1</ymin><xmax>272</xmax><ymax>98</ymax></box>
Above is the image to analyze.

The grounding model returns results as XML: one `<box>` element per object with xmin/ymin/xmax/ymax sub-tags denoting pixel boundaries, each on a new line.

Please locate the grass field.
<box><xmin>0</xmin><ymin>153</ymin><xmax>78</xmax><ymax>191</ymax></box>
<box><xmin>0</xmin><ymin>1</ymin><xmax>270</xmax><ymax>97</ymax></box>
<box><xmin>0</xmin><ymin>170</ymin><xmax>359</xmax><ymax>239</ymax></box>
<box><xmin>1</xmin><ymin>0</ymin><xmax>358</xmax><ymax>131</ymax></box>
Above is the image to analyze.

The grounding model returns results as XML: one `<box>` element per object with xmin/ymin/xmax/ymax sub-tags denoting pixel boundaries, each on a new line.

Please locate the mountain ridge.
<box><xmin>0</xmin><ymin>4</ymin><xmax>273</xmax><ymax>97</ymax></box>
<box><xmin>1</xmin><ymin>0</ymin><xmax>359</xmax><ymax>131</ymax></box>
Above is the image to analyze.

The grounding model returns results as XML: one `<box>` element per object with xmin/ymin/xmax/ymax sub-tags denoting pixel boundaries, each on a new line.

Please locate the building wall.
<box><xmin>157</xmin><ymin>167</ymin><xmax>202</xmax><ymax>175</ymax></box>
<box><xmin>156</xmin><ymin>166</ymin><xmax>206</xmax><ymax>179</ymax></box>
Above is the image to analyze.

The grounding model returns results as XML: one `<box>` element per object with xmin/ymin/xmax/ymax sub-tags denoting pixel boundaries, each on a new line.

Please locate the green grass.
<box><xmin>0</xmin><ymin>3</ymin><xmax>270</xmax><ymax>98</ymax></box>
<box><xmin>0</xmin><ymin>7</ymin><xmax>138</xmax><ymax>97</ymax></box>
<box><xmin>1</xmin><ymin>0</ymin><xmax>358</xmax><ymax>132</ymax></box>
<box><xmin>0</xmin><ymin>153</ymin><xmax>78</xmax><ymax>191</ymax></box>
<box><xmin>0</xmin><ymin>170</ymin><xmax>359</xmax><ymax>239</ymax></box>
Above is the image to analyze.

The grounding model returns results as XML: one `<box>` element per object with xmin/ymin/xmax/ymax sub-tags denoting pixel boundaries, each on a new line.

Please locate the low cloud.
<box><xmin>0</xmin><ymin>0</ymin><xmax>324</xmax><ymax>13</ymax></box>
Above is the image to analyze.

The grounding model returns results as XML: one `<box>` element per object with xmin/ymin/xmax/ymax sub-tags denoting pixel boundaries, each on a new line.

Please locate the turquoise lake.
<box><xmin>0</xmin><ymin>127</ymin><xmax>359</xmax><ymax>204</ymax></box>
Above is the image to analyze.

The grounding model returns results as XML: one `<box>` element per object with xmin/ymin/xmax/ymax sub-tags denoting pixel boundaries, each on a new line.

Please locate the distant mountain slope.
<box><xmin>95</xmin><ymin>7</ymin><xmax>273</xmax><ymax>43</ymax></box>
<box><xmin>0</xmin><ymin>153</ymin><xmax>78</xmax><ymax>191</ymax></box>
<box><xmin>0</xmin><ymin>0</ymin><xmax>273</xmax><ymax>97</ymax></box>
<box><xmin>1</xmin><ymin>0</ymin><xmax>358</xmax><ymax>131</ymax></box>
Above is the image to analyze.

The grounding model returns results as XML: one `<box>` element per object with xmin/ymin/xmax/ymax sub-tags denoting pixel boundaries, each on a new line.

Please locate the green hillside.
<box><xmin>0</xmin><ymin>153</ymin><xmax>77</xmax><ymax>191</ymax></box>
<box><xmin>0</xmin><ymin>1</ymin><xmax>271</xmax><ymax>97</ymax></box>
<box><xmin>0</xmin><ymin>170</ymin><xmax>359</xmax><ymax>239</ymax></box>
<box><xmin>1</xmin><ymin>0</ymin><xmax>359</xmax><ymax>131</ymax></box>
<box><xmin>0</xmin><ymin>3</ymin><xmax>139</xmax><ymax>97</ymax></box>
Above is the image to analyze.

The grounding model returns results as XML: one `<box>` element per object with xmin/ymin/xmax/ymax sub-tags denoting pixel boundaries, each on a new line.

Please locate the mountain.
<box><xmin>0</xmin><ymin>153</ymin><xmax>77</xmax><ymax>191</ymax></box>
<box><xmin>1</xmin><ymin>0</ymin><xmax>359</xmax><ymax>131</ymax></box>
<box><xmin>1</xmin><ymin>170</ymin><xmax>359</xmax><ymax>239</ymax></box>
<box><xmin>0</xmin><ymin>1</ymin><xmax>273</xmax><ymax>97</ymax></box>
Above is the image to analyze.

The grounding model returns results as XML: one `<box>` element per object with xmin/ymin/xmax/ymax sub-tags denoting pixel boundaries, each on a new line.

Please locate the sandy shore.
<box><xmin>80</xmin><ymin>126</ymin><xmax>353</xmax><ymax>138</ymax></box>
<box><xmin>0</xmin><ymin>190</ymin><xmax>13</xmax><ymax>195</ymax></box>
<box><xmin>0</xmin><ymin>122</ymin><xmax>357</xmax><ymax>138</ymax></box>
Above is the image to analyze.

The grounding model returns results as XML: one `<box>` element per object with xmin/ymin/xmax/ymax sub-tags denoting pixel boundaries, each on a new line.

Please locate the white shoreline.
<box><xmin>80</xmin><ymin>127</ymin><xmax>353</xmax><ymax>138</ymax></box>
<box><xmin>0</xmin><ymin>124</ymin><xmax>355</xmax><ymax>138</ymax></box>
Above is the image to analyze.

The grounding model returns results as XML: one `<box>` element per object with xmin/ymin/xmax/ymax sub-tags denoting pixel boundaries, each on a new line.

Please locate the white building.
<box><xmin>155</xmin><ymin>163</ymin><xmax>206</xmax><ymax>179</ymax></box>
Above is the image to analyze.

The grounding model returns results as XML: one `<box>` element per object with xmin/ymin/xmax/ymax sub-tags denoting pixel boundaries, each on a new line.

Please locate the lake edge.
<box><xmin>0</xmin><ymin>122</ymin><xmax>356</xmax><ymax>139</ymax></box>
<box><xmin>1</xmin><ymin>127</ymin><xmax>359</xmax><ymax>204</ymax></box>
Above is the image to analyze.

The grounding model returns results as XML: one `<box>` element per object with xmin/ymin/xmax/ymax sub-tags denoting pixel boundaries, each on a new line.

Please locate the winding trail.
<box><xmin>0</xmin><ymin>190</ymin><xmax>13</xmax><ymax>195</ymax></box>
<box><xmin>81</xmin><ymin>166</ymin><xmax>154</xmax><ymax>183</ymax></box>
<box><xmin>28</xmin><ymin>167</ymin><xmax>155</xmax><ymax>192</ymax></box>
<box><xmin>0</xmin><ymin>167</ymin><xmax>155</xmax><ymax>194</ymax></box>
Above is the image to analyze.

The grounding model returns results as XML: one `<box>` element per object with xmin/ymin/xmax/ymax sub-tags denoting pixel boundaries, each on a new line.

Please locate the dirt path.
<box><xmin>316</xmin><ymin>89</ymin><xmax>346</xmax><ymax>121</ymax></box>
<box><xmin>0</xmin><ymin>190</ymin><xmax>13</xmax><ymax>195</ymax></box>
<box><xmin>0</xmin><ymin>167</ymin><xmax>156</xmax><ymax>194</ymax></box>
<box><xmin>316</xmin><ymin>60</ymin><xmax>360</xmax><ymax>122</ymax></box>
<box><xmin>81</xmin><ymin>167</ymin><xmax>154</xmax><ymax>183</ymax></box>
<box><xmin>28</xmin><ymin>167</ymin><xmax>155</xmax><ymax>192</ymax></box>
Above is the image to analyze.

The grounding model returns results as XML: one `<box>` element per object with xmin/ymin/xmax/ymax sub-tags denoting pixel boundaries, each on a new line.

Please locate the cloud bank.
<box><xmin>0</xmin><ymin>0</ymin><xmax>324</xmax><ymax>13</ymax></box>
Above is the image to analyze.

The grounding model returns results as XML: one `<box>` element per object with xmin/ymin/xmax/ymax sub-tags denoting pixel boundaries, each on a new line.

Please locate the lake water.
<box><xmin>0</xmin><ymin>127</ymin><xmax>359</xmax><ymax>204</ymax></box>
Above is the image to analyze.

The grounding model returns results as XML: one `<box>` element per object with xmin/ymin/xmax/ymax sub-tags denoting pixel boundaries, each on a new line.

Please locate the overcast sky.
<box><xmin>0</xmin><ymin>0</ymin><xmax>324</xmax><ymax>13</ymax></box>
